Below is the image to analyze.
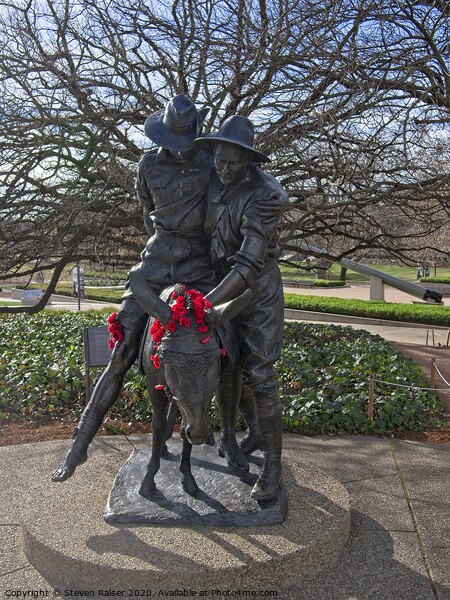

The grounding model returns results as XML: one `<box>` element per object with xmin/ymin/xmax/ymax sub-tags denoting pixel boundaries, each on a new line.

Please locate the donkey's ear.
<box><xmin>205</xmin><ymin>289</ymin><xmax>252</xmax><ymax>326</ymax></box>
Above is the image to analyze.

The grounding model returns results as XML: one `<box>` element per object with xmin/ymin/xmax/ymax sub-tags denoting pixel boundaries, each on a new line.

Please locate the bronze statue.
<box><xmin>195</xmin><ymin>115</ymin><xmax>288</xmax><ymax>501</ymax></box>
<box><xmin>52</xmin><ymin>96</ymin><xmax>260</xmax><ymax>484</ymax></box>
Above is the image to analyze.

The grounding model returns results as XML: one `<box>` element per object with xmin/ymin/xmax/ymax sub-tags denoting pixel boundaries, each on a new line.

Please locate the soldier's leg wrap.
<box><xmin>52</xmin><ymin>307</ymin><xmax>145</xmax><ymax>482</ymax></box>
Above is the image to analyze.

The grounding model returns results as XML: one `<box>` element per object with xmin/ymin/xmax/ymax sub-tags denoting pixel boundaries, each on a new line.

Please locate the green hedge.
<box><xmin>284</xmin><ymin>293</ymin><xmax>450</xmax><ymax>326</ymax></box>
<box><xmin>11</xmin><ymin>283</ymin><xmax>450</xmax><ymax>326</ymax></box>
<box><xmin>421</xmin><ymin>277</ymin><xmax>450</xmax><ymax>284</ymax></box>
<box><xmin>310</xmin><ymin>279</ymin><xmax>346</xmax><ymax>287</ymax></box>
<box><xmin>0</xmin><ymin>311</ymin><xmax>445</xmax><ymax>436</ymax></box>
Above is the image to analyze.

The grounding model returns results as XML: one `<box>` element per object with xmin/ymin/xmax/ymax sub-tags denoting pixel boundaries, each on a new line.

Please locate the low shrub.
<box><xmin>421</xmin><ymin>277</ymin><xmax>450</xmax><ymax>284</ymax></box>
<box><xmin>0</xmin><ymin>312</ymin><xmax>445</xmax><ymax>436</ymax></box>
<box><xmin>284</xmin><ymin>293</ymin><xmax>450</xmax><ymax>326</ymax></box>
<box><xmin>52</xmin><ymin>284</ymin><xmax>124</xmax><ymax>303</ymax></box>
<box><xmin>311</xmin><ymin>279</ymin><xmax>346</xmax><ymax>287</ymax></box>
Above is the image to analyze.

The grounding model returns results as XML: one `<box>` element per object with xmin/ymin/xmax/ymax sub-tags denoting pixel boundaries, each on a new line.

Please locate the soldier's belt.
<box><xmin>154</xmin><ymin>230</ymin><xmax>208</xmax><ymax>249</ymax></box>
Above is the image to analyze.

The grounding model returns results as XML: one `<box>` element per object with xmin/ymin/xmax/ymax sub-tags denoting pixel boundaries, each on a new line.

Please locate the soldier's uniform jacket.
<box><xmin>204</xmin><ymin>164</ymin><xmax>288</xmax><ymax>391</ymax></box>
<box><xmin>205</xmin><ymin>165</ymin><xmax>287</xmax><ymax>284</ymax></box>
<box><xmin>137</xmin><ymin>147</ymin><xmax>214</xmax><ymax>239</ymax></box>
<box><xmin>123</xmin><ymin>148</ymin><xmax>215</xmax><ymax>315</ymax></box>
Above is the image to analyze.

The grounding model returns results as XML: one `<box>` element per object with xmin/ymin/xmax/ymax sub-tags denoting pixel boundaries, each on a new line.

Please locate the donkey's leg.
<box><xmin>139</xmin><ymin>388</ymin><xmax>167</xmax><ymax>497</ymax></box>
<box><xmin>179</xmin><ymin>426</ymin><xmax>199</xmax><ymax>495</ymax></box>
<box><xmin>160</xmin><ymin>399</ymin><xmax>178</xmax><ymax>458</ymax></box>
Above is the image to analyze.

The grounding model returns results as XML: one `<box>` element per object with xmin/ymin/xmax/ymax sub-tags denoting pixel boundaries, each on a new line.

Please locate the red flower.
<box><xmin>221</xmin><ymin>347</ymin><xmax>227</xmax><ymax>357</ymax></box>
<box><xmin>166</xmin><ymin>321</ymin><xmax>177</xmax><ymax>332</ymax></box>
<box><xmin>150</xmin><ymin>319</ymin><xmax>162</xmax><ymax>335</ymax></box>
<box><xmin>150</xmin><ymin>319</ymin><xmax>166</xmax><ymax>343</ymax></box>
<box><xmin>198</xmin><ymin>325</ymin><xmax>209</xmax><ymax>333</ymax></box>
<box><xmin>151</xmin><ymin>354</ymin><xmax>161</xmax><ymax>369</ymax></box>
<box><xmin>201</xmin><ymin>335</ymin><xmax>211</xmax><ymax>344</ymax></box>
<box><xmin>151</xmin><ymin>327</ymin><xmax>165</xmax><ymax>344</ymax></box>
<box><xmin>154</xmin><ymin>384</ymin><xmax>165</xmax><ymax>390</ymax></box>
<box><xmin>107</xmin><ymin>313</ymin><xmax>124</xmax><ymax>348</ymax></box>
<box><xmin>187</xmin><ymin>289</ymin><xmax>202</xmax><ymax>301</ymax></box>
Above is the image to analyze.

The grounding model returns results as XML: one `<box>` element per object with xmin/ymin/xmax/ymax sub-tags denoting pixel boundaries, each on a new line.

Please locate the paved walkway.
<box><xmin>0</xmin><ymin>434</ymin><xmax>448</xmax><ymax>599</ymax></box>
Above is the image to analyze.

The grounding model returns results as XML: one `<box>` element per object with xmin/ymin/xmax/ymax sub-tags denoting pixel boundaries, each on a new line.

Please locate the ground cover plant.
<box><xmin>0</xmin><ymin>311</ymin><xmax>445</xmax><ymax>437</ymax></box>
<box><xmin>0</xmin><ymin>310</ymin><xmax>147</xmax><ymax>424</ymax></box>
<box><xmin>279</xmin><ymin>322</ymin><xmax>443</xmax><ymax>434</ymax></box>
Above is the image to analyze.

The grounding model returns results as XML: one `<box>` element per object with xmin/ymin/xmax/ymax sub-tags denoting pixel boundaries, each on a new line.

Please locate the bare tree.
<box><xmin>272</xmin><ymin>0</ymin><xmax>450</xmax><ymax>264</ymax></box>
<box><xmin>0</xmin><ymin>0</ymin><xmax>448</xmax><ymax>312</ymax></box>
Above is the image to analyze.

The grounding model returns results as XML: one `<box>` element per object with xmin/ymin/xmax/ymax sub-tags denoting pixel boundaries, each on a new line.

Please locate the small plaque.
<box><xmin>83</xmin><ymin>326</ymin><xmax>111</xmax><ymax>367</ymax></box>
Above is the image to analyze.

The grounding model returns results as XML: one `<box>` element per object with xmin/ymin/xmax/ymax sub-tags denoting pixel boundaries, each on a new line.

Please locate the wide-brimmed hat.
<box><xmin>193</xmin><ymin>115</ymin><xmax>270</xmax><ymax>163</ymax></box>
<box><xmin>144</xmin><ymin>95</ymin><xmax>210</xmax><ymax>151</ymax></box>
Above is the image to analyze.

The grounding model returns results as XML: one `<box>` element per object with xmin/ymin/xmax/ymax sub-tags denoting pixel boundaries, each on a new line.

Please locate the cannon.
<box><xmin>297</xmin><ymin>242</ymin><xmax>443</xmax><ymax>304</ymax></box>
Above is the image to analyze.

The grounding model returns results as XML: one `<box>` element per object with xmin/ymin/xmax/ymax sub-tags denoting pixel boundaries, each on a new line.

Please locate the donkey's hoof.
<box><xmin>218</xmin><ymin>440</ymin><xmax>249</xmax><ymax>472</ymax></box>
<box><xmin>139</xmin><ymin>478</ymin><xmax>157</xmax><ymax>498</ymax></box>
<box><xmin>182</xmin><ymin>475</ymin><xmax>199</xmax><ymax>496</ymax></box>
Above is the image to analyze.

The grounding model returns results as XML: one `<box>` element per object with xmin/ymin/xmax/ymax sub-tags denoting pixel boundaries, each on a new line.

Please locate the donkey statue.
<box><xmin>137</xmin><ymin>283</ymin><xmax>251</xmax><ymax>497</ymax></box>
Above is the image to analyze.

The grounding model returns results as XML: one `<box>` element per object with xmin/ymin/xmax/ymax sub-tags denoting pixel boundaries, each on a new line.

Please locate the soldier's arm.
<box><xmin>136</xmin><ymin>153</ymin><xmax>156</xmax><ymax>237</ymax></box>
<box><xmin>206</xmin><ymin>191</ymin><xmax>286</xmax><ymax>306</ymax></box>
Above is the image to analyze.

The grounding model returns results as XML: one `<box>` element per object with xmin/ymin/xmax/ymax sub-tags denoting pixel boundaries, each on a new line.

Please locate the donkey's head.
<box><xmin>146</xmin><ymin>284</ymin><xmax>251</xmax><ymax>445</ymax></box>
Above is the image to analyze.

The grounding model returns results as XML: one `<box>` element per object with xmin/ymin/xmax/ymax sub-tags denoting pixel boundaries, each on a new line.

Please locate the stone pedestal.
<box><xmin>370</xmin><ymin>275</ymin><xmax>385</xmax><ymax>301</ymax></box>
<box><xmin>105</xmin><ymin>442</ymin><xmax>287</xmax><ymax>526</ymax></box>
<box><xmin>19</xmin><ymin>435</ymin><xmax>350</xmax><ymax>594</ymax></box>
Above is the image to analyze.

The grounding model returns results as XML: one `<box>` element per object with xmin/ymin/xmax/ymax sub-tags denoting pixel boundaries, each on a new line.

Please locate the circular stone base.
<box><xmin>22</xmin><ymin>437</ymin><xmax>351</xmax><ymax>593</ymax></box>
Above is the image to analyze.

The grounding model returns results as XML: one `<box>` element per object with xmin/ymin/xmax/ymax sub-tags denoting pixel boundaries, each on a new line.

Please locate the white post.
<box><xmin>369</xmin><ymin>275</ymin><xmax>385</xmax><ymax>301</ymax></box>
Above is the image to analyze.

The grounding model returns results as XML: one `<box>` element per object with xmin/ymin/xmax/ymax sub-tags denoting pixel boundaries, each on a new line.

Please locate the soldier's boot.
<box><xmin>51</xmin><ymin>404</ymin><xmax>106</xmax><ymax>482</ymax></box>
<box><xmin>251</xmin><ymin>406</ymin><xmax>283</xmax><ymax>502</ymax></box>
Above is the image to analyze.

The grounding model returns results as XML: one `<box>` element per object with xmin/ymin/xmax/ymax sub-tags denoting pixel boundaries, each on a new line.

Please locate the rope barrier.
<box><xmin>432</xmin><ymin>363</ymin><xmax>450</xmax><ymax>388</ymax></box>
<box><xmin>373</xmin><ymin>378</ymin><xmax>438</xmax><ymax>391</ymax></box>
<box><xmin>368</xmin><ymin>359</ymin><xmax>450</xmax><ymax>418</ymax></box>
